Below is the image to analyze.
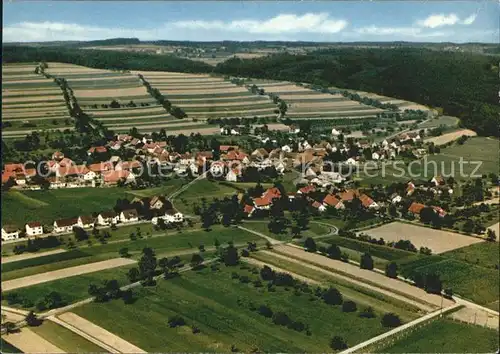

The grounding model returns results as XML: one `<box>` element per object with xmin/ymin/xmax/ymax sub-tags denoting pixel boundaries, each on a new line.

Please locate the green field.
<box><xmin>0</xmin><ymin>338</ymin><xmax>22</xmax><ymax>353</ymax></box>
<box><xmin>72</xmin><ymin>263</ymin><xmax>398</xmax><ymax>352</ymax></box>
<box><xmin>378</xmin><ymin>318</ymin><xmax>499</xmax><ymax>353</ymax></box>
<box><xmin>242</xmin><ymin>221</ymin><xmax>330</xmax><ymax>241</ymax></box>
<box><xmin>31</xmin><ymin>320</ymin><xmax>105</xmax><ymax>353</ymax></box>
<box><xmin>419</xmin><ymin>115</ymin><xmax>459</xmax><ymax>129</ymax></box>
<box><xmin>444</xmin><ymin>241</ymin><xmax>499</xmax><ymax>269</ymax></box>
<box><xmin>2</xmin><ymin>249</ymin><xmax>89</xmax><ymax>273</ymax></box>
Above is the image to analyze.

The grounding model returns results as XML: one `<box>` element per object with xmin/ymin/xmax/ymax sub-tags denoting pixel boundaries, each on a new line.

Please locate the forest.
<box><xmin>3</xmin><ymin>45</ymin><xmax>498</xmax><ymax>136</ymax></box>
<box><xmin>215</xmin><ymin>48</ymin><xmax>499</xmax><ymax>137</ymax></box>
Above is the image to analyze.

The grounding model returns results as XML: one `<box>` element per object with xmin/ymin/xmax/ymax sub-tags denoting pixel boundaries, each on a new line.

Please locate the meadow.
<box><xmin>72</xmin><ymin>263</ymin><xmax>401</xmax><ymax>352</ymax></box>
<box><xmin>378</xmin><ymin>318</ymin><xmax>499</xmax><ymax>353</ymax></box>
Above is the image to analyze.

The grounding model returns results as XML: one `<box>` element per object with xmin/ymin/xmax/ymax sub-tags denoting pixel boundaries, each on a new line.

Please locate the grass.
<box><xmin>378</xmin><ymin>318</ymin><xmax>499</xmax><ymax>353</ymax></box>
<box><xmin>2</xmin><ymin>249</ymin><xmax>89</xmax><ymax>273</ymax></box>
<box><xmin>241</xmin><ymin>221</ymin><xmax>329</xmax><ymax>242</ymax></box>
<box><xmin>397</xmin><ymin>254</ymin><xmax>499</xmax><ymax>309</ymax></box>
<box><xmin>0</xmin><ymin>338</ymin><xmax>22</xmax><ymax>353</ymax></box>
<box><xmin>72</xmin><ymin>264</ymin><xmax>398</xmax><ymax>352</ymax></box>
<box><xmin>31</xmin><ymin>320</ymin><xmax>105</xmax><ymax>353</ymax></box>
<box><xmin>250</xmin><ymin>252</ymin><xmax>421</xmax><ymax>322</ymax></box>
<box><xmin>419</xmin><ymin>115</ymin><xmax>459</xmax><ymax>129</ymax></box>
<box><xmin>443</xmin><ymin>241</ymin><xmax>499</xmax><ymax>269</ymax></box>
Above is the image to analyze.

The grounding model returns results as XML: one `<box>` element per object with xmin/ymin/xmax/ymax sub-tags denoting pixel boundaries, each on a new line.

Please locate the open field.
<box><xmin>378</xmin><ymin>318</ymin><xmax>499</xmax><ymax>353</ymax></box>
<box><xmin>2</xmin><ymin>63</ymin><xmax>70</xmax><ymax>132</ymax></box>
<box><xmin>444</xmin><ymin>241</ymin><xmax>499</xmax><ymax>269</ymax></box>
<box><xmin>135</xmin><ymin>71</ymin><xmax>278</xmax><ymax>120</ymax></box>
<box><xmin>241</xmin><ymin>220</ymin><xmax>330</xmax><ymax>241</ymax></box>
<box><xmin>1</xmin><ymin>327</ymin><xmax>65</xmax><ymax>353</ymax></box>
<box><xmin>2</xmin><ymin>257</ymin><xmax>137</xmax><ymax>291</ymax></box>
<box><xmin>2</xmin><ymin>248</ymin><xmax>67</xmax><ymax>264</ymax></box>
<box><xmin>72</xmin><ymin>263</ymin><xmax>400</xmax><ymax>352</ymax></box>
<box><xmin>56</xmin><ymin>312</ymin><xmax>147</xmax><ymax>353</ymax></box>
<box><xmin>31</xmin><ymin>319</ymin><xmax>105</xmax><ymax>353</ymax></box>
<box><xmin>251</xmin><ymin>80</ymin><xmax>384</xmax><ymax>121</ymax></box>
<box><xmin>419</xmin><ymin>115</ymin><xmax>459</xmax><ymax>129</ymax></box>
<box><xmin>361</xmin><ymin>222</ymin><xmax>484</xmax><ymax>254</ymax></box>
<box><xmin>424</xmin><ymin>129</ymin><xmax>477</xmax><ymax>145</ymax></box>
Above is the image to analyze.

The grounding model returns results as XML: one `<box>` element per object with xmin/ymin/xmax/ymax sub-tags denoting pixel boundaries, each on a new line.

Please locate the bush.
<box><xmin>168</xmin><ymin>315</ymin><xmax>186</xmax><ymax>328</ymax></box>
<box><xmin>360</xmin><ymin>253</ymin><xmax>374</xmax><ymax>270</ymax></box>
<box><xmin>381</xmin><ymin>313</ymin><xmax>401</xmax><ymax>327</ymax></box>
<box><xmin>272</xmin><ymin>312</ymin><xmax>291</xmax><ymax>326</ymax></box>
<box><xmin>258</xmin><ymin>304</ymin><xmax>273</xmax><ymax>318</ymax></box>
<box><xmin>359</xmin><ymin>306</ymin><xmax>376</xmax><ymax>318</ymax></box>
<box><xmin>342</xmin><ymin>300</ymin><xmax>357</xmax><ymax>312</ymax></box>
<box><xmin>322</xmin><ymin>287</ymin><xmax>343</xmax><ymax>305</ymax></box>
<box><xmin>330</xmin><ymin>336</ymin><xmax>348</xmax><ymax>350</ymax></box>
<box><xmin>385</xmin><ymin>262</ymin><xmax>398</xmax><ymax>278</ymax></box>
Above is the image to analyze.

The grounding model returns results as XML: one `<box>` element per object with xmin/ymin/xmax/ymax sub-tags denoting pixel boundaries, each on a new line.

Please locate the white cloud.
<box><xmin>355</xmin><ymin>26</ymin><xmax>421</xmax><ymax>36</ymax></box>
<box><xmin>416</xmin><ymin>13</ymin><xmax>477</xmax><ymax>28</ymax></box>
<box><xmin>461</xmin><ymin>13</ymin><xmax>477</xmax><ymax>25</ymax></box>
<box><xmin>172</xmin><ymin>13</ymin><xmax>348</xmax><ymax>34</ymax></box>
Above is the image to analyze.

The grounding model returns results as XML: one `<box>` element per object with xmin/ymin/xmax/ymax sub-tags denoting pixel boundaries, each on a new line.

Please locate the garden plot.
<box><xmin>361</xmin><ymin>222</ymin><xmax>483</xmax><ymax>254</ymax></box>
<box><xmin>2</xmin><ymin>63</ymin><xmax>70</xmax><ymax>132</ymax></box>
<box><xmin>252</xmin><ymin>80</ymin><xmax>383</xmax><ymax>120</ymax></box>
<box><xmin>137</xmin><ymin>71</ymin><xmax>277</xmax><ymax>120</ymax></box>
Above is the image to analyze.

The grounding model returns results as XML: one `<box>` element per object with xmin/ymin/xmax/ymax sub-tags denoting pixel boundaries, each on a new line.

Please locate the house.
<box><xmin>312</xmin><ymin>201</ymin><xmax>326</xmax><ymax>212</ymax></box>
<box><xmin>359</xmin><ymin>194</ymin><xmax>379</xmax><ymax>209</ymax></box>
<box><xmin>25</xmin><ymin>222</ymin><xmax>43</xmax><ymax>236</ymax></box>
<box><xmin>390</xmin><ymin>193</ymin><xmax>402</xmax><ymax>204</ymax></box>
<box><xmin>87</xmin><ymin>146</ymin><xmax>108</xmax><ymax>155</ymax></box>
<box><xmin>331</xmin><ymin>128</ymin><xmax>341</xmax><ymax>136</ymax></box>
<box><xmin>406</xmin><ymin>182</ymin><xmax>416</xmax><ymax>196</ymax></box>
<box><xmin>224</xmin><ymin>150</ymin><xmax>249</xmax><ymax>164</ymax></box>
<box><xmin>289</xmin><ymin>125</ymin><xmax>300</xmax><ymax>134</ymax></box>
<box><xmin>262</xmin><ymin>187</ymin><xmax>282</xmax><ymax>202</ymax></box>
<box><xmin>88</xmin><ymin>162</ymin><xmax>113</xmax><ymax>173</ymax></box>
<box><xmin>243</xmin><ymin>204</ymin><xmax>255</xmax><ymax>217</ymax></box>
<box><xmin>209</xmin><ymin>161</ymin><xmax>226</xmax><ymax>177</ymax></box>
<box><xmin>346</xmin><ymin>157</ymin><xmax>357</xmax><ymax>166</ymax></box>
<box><xmin>120</xmin><ymin>209</ymin><xmax>139</xmax><ymax>223</ymax></box>
<box><xmin>52</xmin><ymin>151</ymin><xmax>65</xmax><ymax>160</ymax></box>
<box><xmin>431</xmin><ymin>175</ymin><xmax>445</xmax><ymax>186</ymax></box>
<box><xmin>225</xmin><ymin>169</ymin><xmax>239</xmax><ymax>182</ymax></box>
<box><xmin>281</xmin><ymin>145</ymin><xmax>292</xmax><ymax>153</ymax></box>
<box><xmin>340</xmin><ymin>189</ymin><xmax>359</xmax><ymax>202</ymax></box>
<box><xmin>79</xmin><ymin>215</ymin><xmax>95</xmax><ymax>229</ymax></box>
<box><xmin>298</xmin><ymin>185</ymin><xmax>315</xmax><ymax>195</ymax></box>
<box><xmin>408</xmin><ymin>202</ymin><xmax>426</xmax><ymax>216</ymax></box>
<box><xmin>2</xmin><ymin>225</ymin><xmax>20</xmax><ymax>241</ymax></box>
<box><xmin>149</xmin><ymin>196</ymin><xmax>165</xmax><ymax>210</ymax></box>
<box><xmin>53</xmin><ymin>217</ymin><xmax>82</xmax><ymax>233</ymax></box>
<box><xmin>432</xmin><ymin>206</ymin><xmax>447</xmax><ymax>218</ymax></box>
<box><xmin>97</xmin><ymin>211</ymin><xmax>119</xmax><ymax>226</ymax></box>
<box><xmin>251</xmin><ymin>148</ymin><xmax>269</xmax><ymax>160</ymax></box>
<box><xmin>220</xmin><ymin>145</ymin><xmax>238</xmax><ymax>153</ymax></box>
<box><xmin>323</xmin><ymin>194</ymin><xmax>345</xmax><ymax>210</ymax></box>
<box><xmin>253</xmin><ymin>197</ymin><xmax>272</xmax><ymax>210</ymax></box>
<box><xmin>372</xmin><ymin>152</ymin><xmax>380</xmax><ymax>160</ymax></box>
<box><xmin>102</xmin><ymin>170</ymin><xmax>135</xmax><ymax>185</ymax></box>
<box><xmin>165</xmin><ymin>209</ymin><xmax>184</xmax><ymax>223</ymax></box>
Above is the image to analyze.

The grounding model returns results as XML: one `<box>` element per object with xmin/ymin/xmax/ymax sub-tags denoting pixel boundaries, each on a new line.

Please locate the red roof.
<box><xmin>254</xmin><ymin>197</ymin><xmax>271</xmax><ymax>207</ymax></box>
<box><xmin>299</xmin><ymin>185</ymin><xmax>315</xmax><ymax>194</ymax></box>
<box><xmin>88</xmin><ymin>146</ymin><xmax>107</xmax><ymax>154</ymax></box>
<box><xmin>224</xmin><ymin>150</ymin><xmax>248</xmax><ymax>161</ymax></box>
<box><xmin>52</xmin><ymin>151</ymin><xmax>64</xmax><ymax>160</ymax></box>
<box><xmin>340</xmin><ymin>189</ymin><xmax>359</xmax><ymax>202</ymax></box>
<box><xmin>220</xmin><ymin>145</ymin><xmax>238</xmax><ymax>152</ymax></box>
<box><xmin>262</xmin><ymin>187</ymin><xmax>281</xmax><ymax>202</ymax></box>
<box><xmin>55</xmin><ymin>217</ymin><xmax>79</xmax><ymax>227</ymax></box>
<box><xmin>359</xmin><ymin>194</ymin><xmax>376</xmax><ymax>208</ymax></box>
<box><xmin>408</xmin><ymin>202</ymin><xmax>426</xmax><ymax>214</ymax></box>
<box><xmin>88</xmin><ymin>162</ymin><xmax>113</xmax><ymax>173</ymax></box>
<box><xmin>57</xmin><ymin>165</ymin><xmax>90</xmax><ymax>177</ymax></box>
<box><xmin>243</xmin><ymin>204</ymin><xmax>254</xmax><ymax>214</ymax></box>
<box><xmin>3</xmin><ymin>164</ymin><xmax>24</xmax><ymax>173</ymax></box>
<box><xmin>432</xmin><ymin>206</ymin><xmax>447</xmax><ymax>217</ymax></box>
<box><xmin>27</xmin><ymin>221</ymin><xmax>42</xmax><ymax>227</ymax></box>
<box><xmin>323</xmin><ymin>194</ymin><xmax>340</xmax><ymax>207</ymax></box>
<box><xmin>58</xmin><ymin>158</ymin><xmax>74</xmax><ymax>167</ymax></box>
<box><xmin>2</xmin><ymin>171</ymin><xmax>14</xmax><ymax>183</ymax></box>
<box><xmin>312</xmin><ymin>201</ymin><xmax>323</xmax><ymax>209</ymax></box>
<box><xmin>102</xmin><ymin>170</ymin><xmax>130</xmax><ymax>183</ymax></box>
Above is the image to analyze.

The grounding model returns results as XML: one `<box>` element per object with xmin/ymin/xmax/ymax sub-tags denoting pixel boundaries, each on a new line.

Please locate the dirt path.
<box><xmin>260</xmin><ymin>249</ymin><xmax>435</xmax><ymax>312</ymax></box>
<box><xmin>2</xmin><ymin>258</ymin><xmax>136</xmax><ymax>291</ymax></box>
<box><xmin>450</xmin><ymin>306</ymin><xmax>499</xmax><ymax>330</ymax></box>
<box><xmin>56</xmin><ymin>312</ymin><xmax>147</xmax><ymax>353</ymax></box>
<box><xmin>2</xmin><ymin>249</ymin><xmax>67</xmax><ymax>264</ymax></box>
<box><xmin>2</xmin><ymin>327</ymin><xmax>65</xmax><ymax>353</ymax></box>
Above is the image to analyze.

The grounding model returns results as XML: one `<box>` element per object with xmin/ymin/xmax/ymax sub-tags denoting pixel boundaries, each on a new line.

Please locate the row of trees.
<box><xmin>138</xmin><ymin>74</ymin><xmax>187</xmax><ymax>119</ymax></box>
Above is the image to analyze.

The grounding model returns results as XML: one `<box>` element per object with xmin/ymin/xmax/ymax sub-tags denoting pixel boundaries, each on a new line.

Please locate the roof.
<box><xmin>52</xmin><ymin>151</ymin><xmax>64</xmax><ymax>159</ymax></box>
<box><xmin>27</xmin><ymin>221</ymin><xmax>42</xmax><ymax>227</ymax></box>
<box><xmin>197</xmin><ymin>151</ymin><xmax>213</xmax><ymax>159</ymax></box>
<box><xmin>58</xmin><ymin>165</ymin><xmax>90</xmax><ymax>177</ymax></box>
<box><xmin>80</xmin><ymin>215</ymin><xmax>95</xmax><ymax>224</ymax></box>
<box><xmin>359</xmin><ymin>194</ymin><xmax>376</xmax><ymax>208</ymax></box>
<box><xmin>312</xmin><ymin>201</ymin><xmax>323</xmax><ymax>209</ymax></box>
<box><xmin>2</xmin><ymin>225</ymin><xmax>20</xmax><ymax>233</ymax></box>
<box><xmin>252</xmin><ymin>148</ymin><xmax>269</xmax><ymax>157</ymax></box>
<box><xmin>58</xmin><ymin>158</ymin><xmax>74</xmax><ymax>167</ymax></box>
<box><xmin>432</xmin><ymin>206</ymin><xmax>447</xmax><ymax>216</ymax></box>
<box><xmin>102</xmin><ymin>170</ymin><xmax>131</xmax><ymax>183</ymax></box>
<box><xmin>2</xmin><ymin>171</ymin><xmax>14</xmax><ymax>183</ymax></box>
<box><xmin>88</xmin><ymin>162</ymin><xmax>113</xmax><ymax>173</ymax></box>
<box><xmin>3</xmin><ymin>164</ymin><xmax>24</xmax><ymax>173</ymax></box>
<box><xmin>262</xmin><ymin>187</ymin><xmax>282</xmax><ymax>201</ymax></box>
<box><xmin>323</xmin><ymin>194</ymin><xmax>340</xmax><ymax>207</ymax></box>
<box><xmin>224</xmin><ymin>150</ymin><xmax>248</xmax><ymax>161</ymax></box>
<box><xmin>100</xmin><ymin>210</ymin><xmax>117</xmax><ymax>218</ymax></box>
<box><xmin>254</xmin><ymin>197</ymin><xmax>271</xmax><ymax>207</ymax></box>
<box><xmin>55</xmin><ymin>217</ymin><xmax>79</xmax><ymax>227</ymax></box>
<box><xmin>340</xmin><ymin>189</ymin><xmax>359</xmax><ymax>202</ymax></box>
<box><xmin>408</xmin><ymin>202</ymin><xmax>426</xmax><ymax>214</ymax></box>
<box><xmin>220</xmin><ymin>145</ymin><xmax>238</xmax><ymax>152</ymax></box>
<box><xmin>88</xmin><ymin>146</ymin><xmax>107</xmax><ymax>153</ymax></box>
<box><xmin>121</xmin><ymin>209</ymin><xmax>138</xmax><ymax>218</ymax></box>
<box><xmin>299</xmin><ymin>185</ymin><xmax>315</xmax><ymax>194</ymax></box>
<box><xmin>243</xmin><ymin>204</ymin><xmax>254</xmax><ymax>214</ymax></box>
<box><xmin>117</xmin><ymin>160</ymin><xmax>141</xmax><ymax>170</ymax></box>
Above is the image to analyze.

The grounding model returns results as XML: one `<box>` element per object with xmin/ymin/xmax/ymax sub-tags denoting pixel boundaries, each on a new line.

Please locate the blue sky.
<box><xmin>3</xmin><ymin>1</ymin><xmax>498</xmax><ymax>43</ymax></box>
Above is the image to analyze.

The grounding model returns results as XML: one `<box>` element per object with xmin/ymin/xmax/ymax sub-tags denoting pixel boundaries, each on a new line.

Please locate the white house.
<box><xmin>281</xmin><ymin>145</ymin><xmax>292</xmax><ymax>153</ymax></box>
<box><xmin>53</xmin><ymin>217</ymin><xmax>82</xmax><ymax>233</ymax></box>
<box><xmin>83</xmin><ymin>170</ymin><xmax>97</xmax><ymax>181</ymax></box>
<box><xmin>150</xmin><ymin>196</ymin><xmax>165</xmax><ymax>210</ymax></box>
<box><xmin>120</xmin><ymin>209</ymin><xmax>139</xmax><ymax>223</ymax></box>
<box><xmin>225</xmin><ymin>169</ymin><xmax>239</xmax><ymax>182</ymax></box>
<box><xmin>2</xmin><ymin>226</ymin><xmax>20</xmax><ymax>241</ymax></box>
<box><xmin>372</xmin><ymin>152</ymin><xmax>380</xmax><ymax>160</ymax></box>
<box><xmin>331</xmin><ymin>128</ymin><xmax>341</xmax><ymax>136</ymax></box>
<box><xmin>97</xmin><ymin>211</ymin><xmax>119</xmax><ymax>226</ymax></box>
<box><xmin>390</xmin><ymin>193</ymin><xmax>403</xmax><ymax>204</ymax></box>
<box><xmin>152</xmin><ymin>210</ymin><xmax>184</xmax><ymax>225</ymax></box>
<box><xmin>25</xmin><ymin>222</ymin><xmax>43</xmax><ymax>237</ymax></box>
<box><xmin>346</xmin><ymin>157</ymin><xmax>357</xmax><ymax>166</ymax></box>
<box><xmin>209</xmin><ymin>161</ymin><xmax>225</xmax><ymax>177</ymax></box>
<box><xmin>79</xmin><ymin>215</ymin><xmax>95</xmax><ymax>229</ymax></box>
<box><xmin>312</xmin><ymin>201</ymin><xmax>327</xmax><ymax>212</ymax></box>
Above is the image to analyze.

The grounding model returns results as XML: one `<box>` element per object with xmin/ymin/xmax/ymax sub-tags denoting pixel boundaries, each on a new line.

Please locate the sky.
<box><xmin>3</xmin><ymin>1</ymin><xmax>498</xmax><ymax>43</ymax></box>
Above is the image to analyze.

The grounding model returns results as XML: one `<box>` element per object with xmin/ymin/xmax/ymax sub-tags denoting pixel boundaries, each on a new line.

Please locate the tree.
<box><xmin>360</xmin><ymin>253</ymin><xmax>374</xmax><ymax>270</ymax></box>
<box><xmin>260</xmin><ymin>265</ymin><xmax>275</xmax><ymax>281</ymax></box>
<box><xmin>258</xmin><ymin>304</ymin><xmax>273</xmax><ymax>318</ymax></box>
<box><xmin>304</xmin><ymin>237</ymin><xmax>317</xmax><ymax>252</ymax></box>
<box><xmin>25</xmin><ymin>311</ymin><xmax>41</xmax><ymax>327</ymax></box>
<box><xmin>486</xmin><ymin>229</ymin><xmax>497</xmax><ymax>242</ymax></box>
<box><xmin>424</xmin><ymin>273</ymin><xmax>442</xmax><ymax>294</ymax></box>
<box><xmin>104</xmin><ymin>279</ymin><xmax>122</xmax><ymax>299</ymax></box>
<box><xmin>359</xmin><ymin>306</ymin><xmax>376</xmax><ymax>318</ymax></box>
<box><xmin>381</xmin><ymin>313</ymin><xmax>401</xmax><ymax>327</ymax></box>
<box><xmin>121</xmin><ymin>289</ymin><xmax>135</xmax><ymax>304</ymax></box>
<box><xmin>190</xmin><ymin>253</ymin><xmax>204</xmax><ymax>269</ymax></box>
<box><xmin>272</xmin><ymin>312</ymin><xmax>291</xmax><ymax>326</ymax></box>
<box><xmin>73</xmin><ymin>226</ymin><xmax>89</xmax><ymax>241</ymax></box>
<box><xmin>168</xmin><ymin>315</ymin><xmax>186</xmax><ymax>328</ymax></box>
<box><xmin>322</xmin><ymin>287</ymin><xmax>343</xmax><ymax>305</ymax></box>
<box><xmin>385</xmin><ymin>262</ymin><xmax>398</xmax><ymax>278</ymax></box>
<box><xmin>330</xmin><ymin>336</ymin><xmax>348</xmax><ymax>350</ymax></box>
<box><xmin>126</xmin><ymin>267</ymin><xmax>140</xmax><ymax>283</ymax></box>
<box><xmin>342</xmin><ymin>300</ymin><xmax>357</xmax><ymax>312</ymax></box>
<box><xmin>138</xmin><ymin>247</ymin><xmax>157</xmax><ymax>280</ymax></box>
<box><xmin>221</xmin><ymin>244</ymin><xmax>239</xmax><ymax>266</ymax></box>
<box><xmin>119</xmin><ymin>247</ymin><xmax>130</xmax><ymax>258</ymax></box>
<box><xmin>444</xmin><ymin>287</ymin><xmax>453</xmax><ymax>299</ymax></box>
<box><xmin>326</xmin><ymin>244</ymin><xmax>341</xmax><ymax>260</ymax></box>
